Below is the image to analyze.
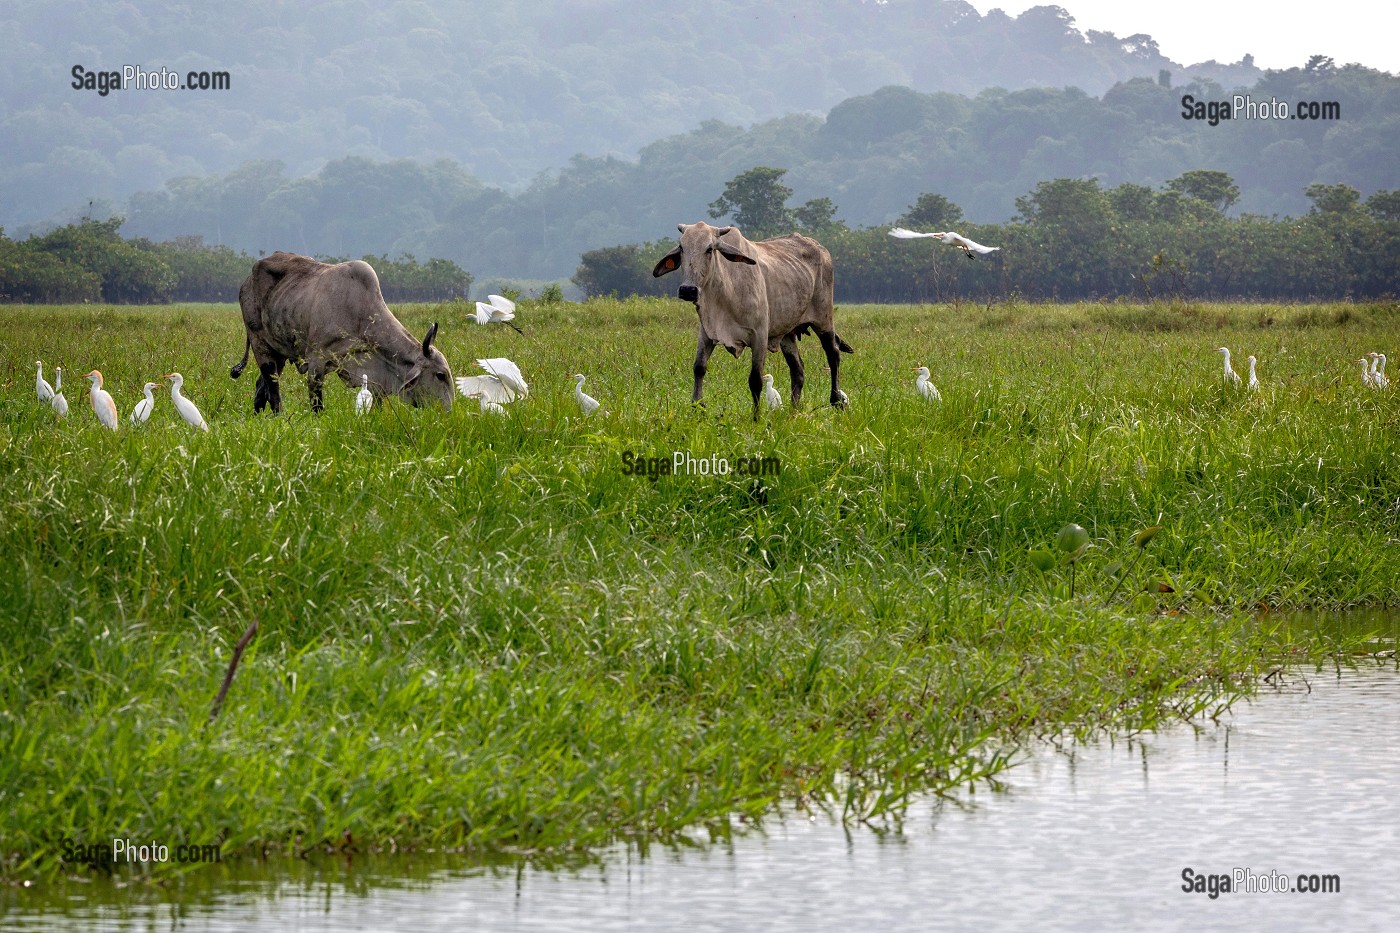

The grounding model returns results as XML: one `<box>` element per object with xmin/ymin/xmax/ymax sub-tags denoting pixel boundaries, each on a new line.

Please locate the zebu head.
<box><xmin>652</xmin><ymin>222</ymin><xmax>757</xmax><ymax>304</ymax></box>
<box><xmin>399</xmin><ymin>322</ymin><xmax>455</xmax><ymax>409</ymax></box>
<box><xmin>352</xmin><ymin>321</ymin><xmax>455</xmax><ymax>410</ymax></box>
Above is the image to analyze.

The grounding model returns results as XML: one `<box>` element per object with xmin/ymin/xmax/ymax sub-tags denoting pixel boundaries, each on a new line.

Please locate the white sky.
<box><xmin>969</xmin><ymin>1</ymin><xmax>1398</xmax><ymax>73</ymax></box>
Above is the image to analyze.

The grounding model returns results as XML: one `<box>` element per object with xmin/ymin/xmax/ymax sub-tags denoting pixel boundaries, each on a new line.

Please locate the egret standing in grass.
<box><xmin>1216</xmin><ymin>347</ymin><xmax>1241</xmax><ymax>386</ymax></box>
<box><xmin>1357</xmin><ymin>358</ymin><xmax>1374</xmax><ymax>386</ymax></box>
<box><xmin>1246</xmin><ymin>355</ymin><xmax>1260</xmax><ymax>391</ymax></box>
<box><xmin>912</xmin><ymin>365</ymin><xmax>942</xmax><ymax>401</ymax></box>
<box><xmin>572</xmin><ymin>373</ymin><xmax>600</xmax><ymax>415</ymax></box>
<box><xmin>50</xmin><ymin>367</ymin><xmax>69</xmax><ymax>417</ymax></box>
<box><xmin>131</xmin><ymin>382</ymin><xmax>158</xmax><ymax>424</ymax></box>
<box><xmin>1367</xmin><ymin>352</ymin><xmax>1389</xmax><ymax>389</ymax></box>
<box><xmin>164</xmin><ymin>372</ymin><xmax>208</xmax><ymax>431</ymax></box>
<box><xmin>84</xmin><ymin>370</ymin><xmax>118</xmax><ymax>431</ymax></box>
<box><xmin>762</xmin><ymin>373</ymin><xmax>782</xmax><ymax>411</ymax></box>
<box><xmin>36</xmin><ymin>361</ymin><xmax>55</xmax><ymax>403</ymax></box>
<box><xmin>355</xmin><ymin>373</ymin><xmax>373</xmax><ymax>414</ymax></box>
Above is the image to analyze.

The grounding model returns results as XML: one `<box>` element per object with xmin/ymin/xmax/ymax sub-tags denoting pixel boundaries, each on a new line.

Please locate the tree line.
<box><xmin>6</xmin><ymin>168</ymin><xmax>1397</xmax><ymax>306</ymax></box>
<box><xmin>574</xmin><ymin>167</ymin><xmax>1400</xmax><ymax>302</ymax></box>
<box><xmin>0</xmin><ymin>220</ymin><xmax>471</xmax><ymax>304</ymax></box>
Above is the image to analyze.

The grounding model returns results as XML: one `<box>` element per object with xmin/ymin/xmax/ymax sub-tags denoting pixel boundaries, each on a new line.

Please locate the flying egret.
<box><xmin>164</xmin><ymin>372</ymin><xmax>209</xmax><ymax>431</ymax></box>
<box><xmin>456</xmin><ymin>373</ymin><xmax>518</xmax><ymax>407</ymax></box>
<box><xmin>1246</xmin><ymin>355</ymin><xmax>1260</xmax><ymax>391</ymax></box>
<box><xmin>355</xmin><ymin>374</ymin><xmax>373</xmax><ymax>414</ymax></box>
<box><xmin>472</xmin><ymin>294</ymin><xmax>524</xmax><ymax>333</ymax></box>
<box><xmin>51</xmin><ymin>367</ymin><xmax>69</xmax><ymax>417</ymax></box>
<box><xmin>912</xmin><ymin>365</ymin><xmax>941</xmax><ymax>401</ymax></box>
<box><xmin>130</xmin><ymin>382</ymin><xmax>157</xmax><ymax>424</ymax></box>
<box><xmin>572</xmin><ymin>373</ymin><xmax>600</xmax><ymax>415</ymax></box>
<box><xmin>84</xmin><ymin>370</ymin><xmax>119</xmax><ymax>431</ymax></box>
<box><xmin>36</xmin><ymin>361</ymin><xmax>55</xmax><ymax>403</ymax></box>
<box><xmin>762</xmin><ymin>373</ymin><xmax>782</xmax><ymax>411</ymax></box>
<box><xmin>889</xmin><ymin>227</ymin><xmax>1000</xmax><ymax>258</ymax></box>
<box><xmin>1216</xmin><ymin>347</ymin><xmax>1241</xmax><ymax>386</ymax></box>
<box><xmin>476</xmin><ymin>358</ymin><xmax>528</xmax><ymax>398</ymax></box>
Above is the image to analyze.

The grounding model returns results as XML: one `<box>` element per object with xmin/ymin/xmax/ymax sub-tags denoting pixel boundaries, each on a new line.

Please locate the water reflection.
<box><xmin>7</xmin><ymin>661</ymin><xmax>1399</xmax><ymax>931</ymax></box>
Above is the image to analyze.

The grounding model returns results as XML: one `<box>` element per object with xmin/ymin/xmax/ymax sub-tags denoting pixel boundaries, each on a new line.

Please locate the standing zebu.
<box><xmin>230</xmin><ymin>252</ymin><xmax>454</xmax><ymax>413</ymax></box>
<box><xmin>652</xmin><ymin>222</ymin><xmax>852</xmax><ymax>420</ymax></box>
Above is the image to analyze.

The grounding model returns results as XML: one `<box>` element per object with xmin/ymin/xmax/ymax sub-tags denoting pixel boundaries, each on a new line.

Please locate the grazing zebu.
<box><xmin>230</xmin><ymin>252</ymin><xmax>453</xmax><ymax>413</ymax></box>
<box><xmin>652</xmin><ymin>222</ymin><xmax>852</xmax><ymax>420</ymax></box>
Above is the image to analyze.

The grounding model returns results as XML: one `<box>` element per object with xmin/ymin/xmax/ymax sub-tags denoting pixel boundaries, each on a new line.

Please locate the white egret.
<box><xmin>130</xmin><ymin>382</ymin><xmax>157</xmax><ymax>424</ymax></box>
<box><xmin>355</xmin><ymin>374</ymin><xmax>373</xmax><ymax>414</ymax></box>
<box><xmin>572</xmin><ymin>373</ymin><xmax>601</xmax><ymax>415</ymax></box>
<box><xmin>164</xmin><ymin>372</ymin><xmax>209</xmax><ymax>431</ymax></box>
<box><xmin>1246</xmin><ymin>355</ymin><xmax>1260</xmax><ymax>391</ymax></box>
<box><xmin>84</xmin><ymin>370</ymin><xmax>119</xmax><ymax>431</ymax></box>
<box><xmin>479</xmin><ymin>396</ymin><xmax>507</xmax><ymax>415</ymax></box>
<box><xmin>1357</xmin><ymin>358</ymin><xmax>1373</xmax><ymax>386</ymax></box>
<box><xmin>1216</xmin><ymin>347</ymin><xmax>1241</xmax><ymax>386</ymax></box>
<box><xmin>1367</xmin><ymin>352</ymin><xmax>1388</xmax><ymax>389</ymax></box>
<box><xmin>36</xmin><ymin>361</ymin><xmax>55</xmax><ymax>403</ymax></box>
<box><xmin>51</xmin><ymin>367</ymin><xmax>69</xmax><ymax>417</ymax></box>
<box><xmin>471</xmin><ymin>294</ymin><xmax>523</xmax><ymax>333</ymax></box>
<box><xmin>476</xmin><ymin>358</ymin><xmax>528</xmax><ymax>398</ymax></box>
<box><xmin>762</xmin><ymin>373</ymin><xmax>782</xmax><ymax>410</ymax></box>
<box><xmin>456</xmin><ymin>373</ymin><xmax>518</xmax><ymax>407</ymax></box>
<box><xmin>889</xmin><ymin>227</ymin><xmax>1000</xmax><ymax>258</ymax></box>
<box><xmin>912</xmin><ymin>365</ymin><xmax>942</xmax><ymax>401</ymax></box>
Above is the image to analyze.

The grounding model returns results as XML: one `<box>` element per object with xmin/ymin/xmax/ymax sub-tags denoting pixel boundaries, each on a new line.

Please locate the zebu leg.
<box><xmin>780</xmin><ymin>333</ymin><xmax>805</xmax><ymax>409</ymax></box>
<box><xmin>692</xmin><ymin>330</ymin><xmax>716</xmax><ymax>405</ymax></box>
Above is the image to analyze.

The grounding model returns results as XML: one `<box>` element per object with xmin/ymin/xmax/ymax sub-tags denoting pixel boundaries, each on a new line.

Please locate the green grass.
<box><xmin>1</xmin><ymin>297</ymin><xmax>1397</xmax><ymax>879</ymax></box>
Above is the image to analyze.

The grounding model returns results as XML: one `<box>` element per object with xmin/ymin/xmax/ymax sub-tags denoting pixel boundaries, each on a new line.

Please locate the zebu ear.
<box><xmin>652</xmin><ymin>246</ymin><xmax>683</xmax><ymax>278</ymax></box>
<box><xmin>715</xmin><ymin>240</ymin><xmax>757</xmax><ymax>265</ymax></box>
<box><xmin>402</xmin><ymin>361</ymin><xmax>424</xmax><ymax>393</ymax></box>
<box><xmin>421</xmin><ymin>321</ymin><xmax>439</xmax><ymax>357</ymax></box>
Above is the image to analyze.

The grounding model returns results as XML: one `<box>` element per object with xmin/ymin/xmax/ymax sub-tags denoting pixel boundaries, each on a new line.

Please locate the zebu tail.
<box><xmin>230</xmin><ymin>334</ymin><xmax>251</xmax><ymax>379</ymax></box>
<box><xmin>835</xmin><ymin>333</ymin><xmax>854</xmax><ymax>353</ymax></box>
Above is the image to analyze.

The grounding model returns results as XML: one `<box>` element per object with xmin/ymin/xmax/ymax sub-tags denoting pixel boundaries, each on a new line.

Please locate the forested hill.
<box><xmin>108</xmin><ymin>60</ymin><xmax>1400</xmax><ymax>283</ymax></box>
<box><xmin>3</xmin><ymin>0</ymin><xmax>1265</xmax><ymax>226</ymax></box>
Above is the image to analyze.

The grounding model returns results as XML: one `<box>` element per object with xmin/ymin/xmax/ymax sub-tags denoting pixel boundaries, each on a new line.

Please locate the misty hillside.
<box><xmin>2</xmin><ymin>0</ymin><xmax>1266</xmax><ymax>226</ymax></box>
<box><xmin>104</xmin><ymin>60</ymin><xmax>1400</xmax><ymax>283</ymax></box>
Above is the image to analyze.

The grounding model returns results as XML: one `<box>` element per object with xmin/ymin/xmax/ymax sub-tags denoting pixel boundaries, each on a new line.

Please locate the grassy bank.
<box><xmin>2</xmin><ymin>297</ymin><xmax>1396</xmax><ymax>879</ymax></box>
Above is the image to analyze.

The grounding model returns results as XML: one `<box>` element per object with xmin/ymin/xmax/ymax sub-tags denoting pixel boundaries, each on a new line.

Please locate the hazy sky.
<box><xmin>971</xmin><ymin>1</ymin><xmax>1398</xmax><ymax>74</ymax></box>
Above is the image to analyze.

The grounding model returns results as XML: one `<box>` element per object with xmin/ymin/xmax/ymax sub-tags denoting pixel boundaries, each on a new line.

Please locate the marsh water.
<box><xmin>7</xmin><ymin>627</ymin><xmax>1399</xmax><ymax>931</ymax></box>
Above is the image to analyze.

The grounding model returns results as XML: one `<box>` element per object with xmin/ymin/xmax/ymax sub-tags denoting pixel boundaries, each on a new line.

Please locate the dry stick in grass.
<box><xmin>207</xmin><ymin>620</ymin><xmax>260</xmax><ymax>726</ymax></box>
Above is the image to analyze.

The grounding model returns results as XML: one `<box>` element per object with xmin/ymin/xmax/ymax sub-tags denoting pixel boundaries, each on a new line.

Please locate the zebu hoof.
<box><xmin>831</xmin><ymin>389</ymin><xmax>848</xmax><ymax>409</ymax></box>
